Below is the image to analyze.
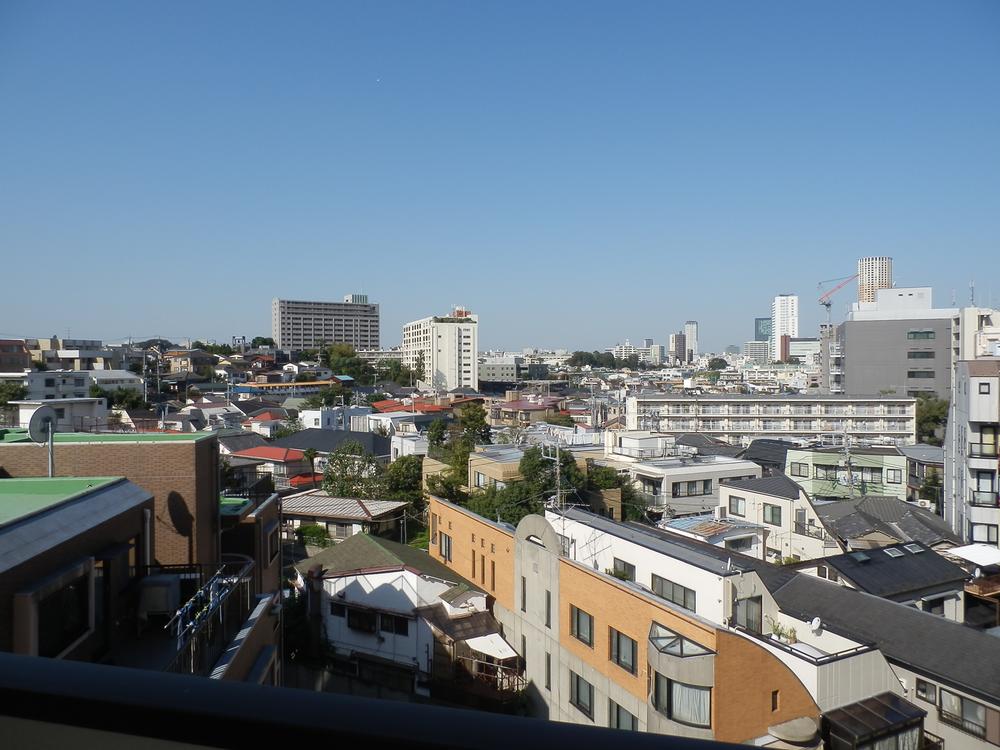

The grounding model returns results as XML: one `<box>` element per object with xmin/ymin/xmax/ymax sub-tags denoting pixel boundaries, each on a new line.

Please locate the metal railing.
<box><xmin>969</xmin><ymin>443</ymin><xmax>999</xmax><ymax>458</ymax></box>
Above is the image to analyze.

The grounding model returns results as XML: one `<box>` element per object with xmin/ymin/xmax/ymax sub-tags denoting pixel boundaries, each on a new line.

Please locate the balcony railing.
<box><xmin>970</xmin><ymin>490</ymin><xmax>999</xmax><ymax>508</ymax></box>
<box><xmin>793</xmin><ymin>521</ymin><xmax>832</xmax><ymax>542</ymax></box>
<box><xmin>969</xmin><ymin>443</ymin><xmax>999</xmax><ymax>458</ymax></box>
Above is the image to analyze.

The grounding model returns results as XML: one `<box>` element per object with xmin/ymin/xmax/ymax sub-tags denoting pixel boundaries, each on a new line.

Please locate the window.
<box><xmin>609</xmin><ymin>627</ymin><xmax>637</xmax><ymax>674</ymax></box>
<box><xmin>728</xmin><ymin>495</ymin><xmax>746</xmax><ymax>516</ymax></box>
<box><xmin>329</xmin><ymin>602</ymin><xmax>345</xmax><ymax>617</ymax></box>
<box><xmin>347</xmin><ymin>608</ymin><xmax>377</xmax><ymax>633</ymax></box>
<box><xmin>980</xmin><ymin>382</ymin><xmax>992</xmax><ymax>395</ymax></box>
<box><xmin>471</xmin><ymin>551</ymin><xmax>476</xmax><ymax>578</ymax></box>
<box><xmin>886</xmin><ymin>469</ymin><xmax>902</xmax><ymax>484</ymax></box>
<box><xmin>771</xmin><ymin>690</ymin><xmax>780</xmax><ymax>712</ymax></box>
<box><xmin>544</xmin><ymin>652</ymin><xmax>551</xmax><ymax>690</ymax></box>
<box><xmin>520</xmin><ymin>576</ymin><xmax>527</xmax><ymax>612</ymax></box>
<box><xmin>907</xmin><ymin>371</ymin><xmax>935</xmax><ymax>379</ymax></box>
<box><xmin>725</xmin><ymin>536</ymin><xmax>753</xmax><ymax>552</ymax></box>
<box><xmin>569</xmin><ymin>671</ymin><xmax>594</xmax><ymax>718</ymax></box>
<box><xmin>521</xmin><ymin>635</ymin><xmax>526</xmax><ymax>665</ymax></box>
<box><xmin>612</xmin><ymin>558</ymin><xmax>636</xmax><ymax>582</ymax></box>
<box><xmin>815</xmin><ymin>464</ymin><xmax>838</xmax><ymax>480</ymax></box>
<box><xmin>491</xmin><ymin>560</ymin><xmax>496</xmax><ymax>591</ymax></box>
<box><xmin>651</xmin><ymin>574</ymin><xmax>696</xmax><ymax>612</ymax></box>
<box><xmin>37</xmin><ymin>573</ymin><xmax>91</xmax><ymax>658</ymax></box>
<box><xmin>570</xmin><ymin>605</ymin><xmax>594</xmax><ymax>646</ymax></box>
<box><xmin>789</xmin><ymin>462</ymin><xmax>808</xmax><ymax>477</ymax></box>
<box><xmin>545</xmin><ymin>590</ymin><xmax>551</xmax><ymax>628</ymax></box>
<box><xmin>906</xmin><ymin>350</ymin><xmax>936</xmax><ymax>360</ymax></box>
<box><xmin>734</xmin><ymin>596</ymin><xmax>763</xmax><ymax>634</ymax></box>
<box><xmin>816</xmin><ymin>565</ymin><xmax>839</xmax><ymax>583</ymax></box>
<box><xmin>940</xmin><ymin>688</ymin><xmax>987</xmax><ymax>738</ymax></box>
<box><xmin>609</xmin><ymin>700</ymin><xmax>638</xmax><ymax>731</ymax></box>
<box><xmin>653</xmin><ymin>673</ymin><xmax>711</xmax><ymax>728</ymax></box>
<box><xmin>763</xmin><ymin>503</ymin><xmax>782</xmax><ymax>526</ymax></box>
<box><xmin>970</xmin><ymin>523</ymin><xmax>999</xmax><ymax>544</ymax></box>
<box><xmin>439</xmin><ymin>532</ymin><xmax>452</xmax><ymax>561</ymax></box>
<box><xmin>915</xmin><ymin>679</ymin><xmax>936</xmax><ymax>703</ymax></box>
<box><xmin>907</xmin><ymin>330</ymin><xmax>935</xmax><ymax>340</ymax></box>
<box><xmin>380</xmin><ymin>614</ymin><xmax>409</xmax><ymax>636</ymax></box>
<box><xmin>265</xmin><ymin>522</ymin><xmax>279</xmax><ymax>564</ymax></box>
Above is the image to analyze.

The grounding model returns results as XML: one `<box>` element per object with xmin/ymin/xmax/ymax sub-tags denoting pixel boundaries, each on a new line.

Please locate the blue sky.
<box><xmin>1</xmin><ymin>2</ymin><xmax>998</xmax><ymax>352</ymax></box>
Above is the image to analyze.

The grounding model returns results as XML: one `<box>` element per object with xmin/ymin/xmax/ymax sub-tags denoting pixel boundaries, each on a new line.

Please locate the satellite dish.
<box><xmin>27</xmin><ymin>405</ymin><xmax>58</xmax><ymax>443</ymax></box>
<box><xmin>810</xmin><ymin>616</ymin><xmax>823</xmax><ymax>633</ymax></box>
<box><xmin>27</xmin><ymin>406</ymin><xmax>58</xmax><ymax>478</ymax></box>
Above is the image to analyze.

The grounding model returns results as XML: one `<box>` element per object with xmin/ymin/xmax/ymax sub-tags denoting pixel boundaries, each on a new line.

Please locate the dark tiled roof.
<box><xmin>771</xmin><ymin>574</ymin><xmax>1000</xmax><ymax>703</ymax></box>
<box><xmin>743</xmin><ymin>439</ymin><xmax>795</xmax><ymax>467</ymax></box>
<box><xmin>721</xmin><ymin>474</ymin><xmax>802</xmax><ymax>500</ymax></box>
<box><xmin>820</xmin><ymin>542</ymin><xmax>967</xmax><ymax>598</ymax></box>
<box><xmin>417</xmin><ymin>604</ymin><xmax>498</xmax><ymax>641</ymax></box>
<box><xmin>304</xmin><ymin>534</ymin><xmax>480</xmax><ymax>591</ymax></box>
<box><xmin>217</xmin><ymin>433</ymin><xmax>268</xmax><ymax>453</ymax></box>
<box><xmin>675</xmin><ymin>433</ymin><xmax>744</xmax><ymax>458</ymax></box>
<box><xmin>269</xmin><ymin>429</ymin><xmax>390</xmax><ymax>457</ymax></box>
<box><xmin>815</xmin><ymin>496</ymin><xmax>961</xmax><ymax>547</ymax></box>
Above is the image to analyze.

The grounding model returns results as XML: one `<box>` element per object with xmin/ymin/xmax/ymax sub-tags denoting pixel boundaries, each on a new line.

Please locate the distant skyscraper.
<box><xmin>754</xmin><ymin>317</ymin><xmax>772</xmax><ymax>342</ymax></box>
<box><xmin>770</xmin><ymin>294</ymin><xmax>799</xmax><ymax>361</ymax></box>
<box><xmin>671</xmin><ymin>332</ymin><xmax>688</xmax><ymax>364</ymax></box>
<box><xmin>858</xmin><ymin>256</ymin><xmax>893</xmax><ymax>304</ymax></box>
<box><xmin>642</xmin><ymin>338</ymin><xmax>654</xmax><ymax>348</ymax></box>
<box><xmin>684</xmin><ymin>321</ymin><xmax>699</xmax><ymax>359</ymax></box>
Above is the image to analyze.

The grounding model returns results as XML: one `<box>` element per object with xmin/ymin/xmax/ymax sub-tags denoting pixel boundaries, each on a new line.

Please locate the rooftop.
<box><xmin>896</xmin><ymin>443</ymin><xmax>945</xmax><ymax>464</ymax></box>
<box><xmin>0</xmin><ymin>476</ymin><xmax>121</xmax><ymax>525</ymax></box>
<box><xmin>721</xmin><ymin>474</ymin><xmax>803</xmax><ymax>500</ymax></box>
<box><xmin>283</xmin><ymin>491</ymin><xmax>407</xmax><ymax>521</ymax></box>
<box><xmin>0</xmin><ymin>429</ymin><xmax>213</xmax><ymax>444</ymax></box>
<box><xmin>633</xmin><ymin>393</ymin><xmax>913</xmax><ymax>401</ymax></box>
<box><xmin>816</xmin><ymin>542</ymin><xmax>968</xmax><ymax>598</ymax></box>
<box><xmin>814</xmin><ymin>495</ymin><xmax>961</xmax><ymax>547</ymax></box>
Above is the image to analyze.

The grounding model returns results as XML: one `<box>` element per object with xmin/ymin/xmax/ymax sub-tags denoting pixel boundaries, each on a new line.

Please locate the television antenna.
<box><xmin>27</xmin><ymin>405</ymin><xmax>58</xmax><ymax>477</ymax></box>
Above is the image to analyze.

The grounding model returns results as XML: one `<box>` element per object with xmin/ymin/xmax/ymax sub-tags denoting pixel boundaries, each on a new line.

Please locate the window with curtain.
<box><xmin>940</xmin><ymin>688</ymin><xmax>987</xmax><ymax>737</ymax></box>
<box><xmin>653</xmin><ymin>673</ymin><xmax>711</xmax><ymax>728</ymax></box>
<box><xmin>734</xmin><ymin>596</ymin><xmax>763</xmax><ymax>634</ymax></box>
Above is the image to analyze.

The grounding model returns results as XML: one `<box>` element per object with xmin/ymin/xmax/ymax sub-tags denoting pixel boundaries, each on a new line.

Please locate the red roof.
<box><xmin>231</xmin><ymin>446</ymin><xmax>306</xmax><ymax>462</ymax></box>
<box><xmin>289</xmin><ymin>472</ymin><xmax>325</xmax><ymax>488</ymax></box>
<box><xmin>249</xmin><ymin>410</ymin><xmax>286</xmax><ymax>421</ymax></box>
<box><xmin>372</xmin><ymin>399</ymin><xmax>407</xmax><ymax>413</ymax></box>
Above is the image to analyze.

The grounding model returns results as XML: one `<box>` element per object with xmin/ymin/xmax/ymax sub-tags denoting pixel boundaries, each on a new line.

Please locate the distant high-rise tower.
<box><xmin>858</xmin><ymin>256</ymin><xmax>893</xmax><ymax>304</ymax></box>
<box><xmin>684</xmin><ymin>321</ymin><xmax>699</xmax><ymax>360</ymax></box>
<box><xmin>770</xmin><ymin>294</ymin><xmax>799</xmax><ymax>361</ymax></box>
<box><xmin>754</xmin><ymin>317</ymin><xmax>772</xmax><ymax>343</ymax></box>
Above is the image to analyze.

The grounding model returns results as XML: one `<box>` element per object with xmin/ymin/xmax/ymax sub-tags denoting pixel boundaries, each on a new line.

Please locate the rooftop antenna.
<box><xmin>970</xmin><ymin>280</ymin><xmax>975</xmax><ymax>306</ymax></box>
<box><xmin>28</xmin><ymin>405</ymin><xmax>58</xmax><ymax>477</ymax></box>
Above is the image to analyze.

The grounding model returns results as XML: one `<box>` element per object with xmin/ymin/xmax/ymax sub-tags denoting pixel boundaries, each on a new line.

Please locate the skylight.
<box><xmin>884</xmin><ymin>548</ymin><xmax>905</xmax><ymax>558</ymax></box>
<box><xmin>903</xmin><ymin>543</ymin><xmax>924</xmax><ymax>554</ymax></box>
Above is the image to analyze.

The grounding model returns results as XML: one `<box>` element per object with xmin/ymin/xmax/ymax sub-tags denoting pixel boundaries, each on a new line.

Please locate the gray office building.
<box><xmin>754</xmin><ymin>317</ymin><xmax>772</xmax><ymax>342</ymax></box>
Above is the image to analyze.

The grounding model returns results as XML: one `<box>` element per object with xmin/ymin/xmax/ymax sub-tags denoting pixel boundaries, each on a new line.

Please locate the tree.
<box><xmin>301</xmin><ymin>385</ymin><xmax>346</xmax><ymax>409</ymax></box>
<box><xmin>916</xmin><ymin>394</ymin><xmax>948</xmax><ymax>446</ymax></box>
<box><xmin>322</xmin><ymin>440</ymin><xmax>386</xmax><ymax>499</ymax></box>
<box><xmin>0</xmin><ymin>382</ymin><xmax>27</xmax><ymax>405</ymax></box>
<box><xmin>919</xmin><ymin>467</ymin><xmax>942</xmax><ymax>509</ymax></box>
<box><xmin>458</xmin><ymin>403</ymin><xmax>491</xmax><ymax>445</ymax></box>
<box><xmin>273</xmin><ymin>418</ymin><xmax>304</xmax><ymax>440</ymax></box>
<box><xmin>303</xmin><ymin>448</ymin><xmax>319</xmax><ymax>488</ymax></box>
<box><xmin>544</xmin><ymin>412</ymin><xmax>575</xmax><ymax>427</ymax></box>
<box><xmin>427</xmin><ymin>419</ymin><xmax>447</xmax><ymax>447</ymax></box>
<box><xmin>707</xmin><ymin>357</ymin><xmax>728</xmax><ymax>371</ymax></box>
<box><xmin>323</xmin><ymin>343</ymin><xmax>374</xmax><ymax>385</ymax></box>
<box><xmin>385</xmin><ymin>455</ymin><xmax>424</xmax><ymax>509</ymax></box>
<box><xmin>89</xmin><ymin>384</ymin><xmax>145</xmax><ymax>410</ymax></box>
<box><xmin>251</xmin><ymin>337</ymin><xmax>275</xmax><ymax>348</ymax></box>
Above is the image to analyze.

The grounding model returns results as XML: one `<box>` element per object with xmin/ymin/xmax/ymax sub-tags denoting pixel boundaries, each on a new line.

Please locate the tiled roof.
<box><xmin>721</xmin><ymin>474</ymin><xmax>802</xmax><ymax>500</ymax></box>
<box><xmin>230</xmin><ymin>446</ymin><xmax>305</xmax><ymax>462</ymax></box>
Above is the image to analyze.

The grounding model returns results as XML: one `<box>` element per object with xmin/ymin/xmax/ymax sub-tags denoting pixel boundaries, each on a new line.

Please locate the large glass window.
<box><xmin>653</xmin><ymin>673</ymin><xmax>711</xmax><ymax>728</ymax></box>
<box><xmin>569</xmin><ymin>671</ymin><xmax>594</xmax><ymax>719</ymax></box>
<box><xmin>651</xmin><ymin>574</ymin><xmax>696</xmax><ymax>612</ymax></box>
<box><xmin>734</xmin><ymin>596</ymin><xmax>763</xmax><ymax>634</ymax></box>
<box><xmin>728</xmin><ymin>495</ymin><xmax>746</xmax><ymax>516</ymax></box>
<box><xmin>609</xmin><ymin>700</ymin><xmax>638</xmax><ymax>731</ymax></box>
<box><xmin>609</xmin><ymin>627</ymin><xmax>637</xmax><ymax>674</ymax></box>
<box><xmin>940</xmin><ymin>688</ymin><xmax>986</xmax><ymax>738</ymax></box>
<box><xmin>37</xmin><ymin>574</ymin><xmax>90</xmax><ymax>658</ymax></box>
<box><xmin>649</xmin><ymin>622</ymin><xmax>712</xmax><ymax>657</ymax></box>
<box><xmin>570</xmin><ymin>605</ymin><xmax>594</xmax><ymax>646</ymax></box>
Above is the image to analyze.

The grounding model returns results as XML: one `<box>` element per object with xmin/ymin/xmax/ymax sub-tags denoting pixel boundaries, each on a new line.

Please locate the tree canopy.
<box><xmin>916</xmin><ymin>394</ymin><xmax>948</xmax><ymax>446</ymax></box>
<box><xmin>707</xmin><ymin>357</ymin><xmax>728</xmax><ymax>371</ymax></box>
<box><xmin>0</xmin><ymin>382</ymin><xmax>27</xmax><ymax>406</ymax></box>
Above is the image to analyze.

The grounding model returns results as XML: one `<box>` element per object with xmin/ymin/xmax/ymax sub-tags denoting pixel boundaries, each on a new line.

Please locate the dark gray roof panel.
<box><xmin>821</xmin><ymin>542</ymin><xmax>967</xmax><ymax>598</ymax></box>
<box><xmin>269</xmin><ymin>429</ymin><xmax>390</xmax><ymax>457</ymax></box>
<box><xmin>815</xmin><ymin>496</ymin><xmax>961</xmax><ymax>547</ymax></box>
<box><xmin>721</xmin><ymin>474</ymin><xmax>802</xmax><ymax>500</ymax></box>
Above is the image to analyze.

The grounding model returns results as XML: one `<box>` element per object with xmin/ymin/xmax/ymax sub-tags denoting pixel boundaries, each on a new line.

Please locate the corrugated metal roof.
<box><xmin>283</xmin><ymin>492</ymin><xmax>406</xmax><ymax>521</ymax></box>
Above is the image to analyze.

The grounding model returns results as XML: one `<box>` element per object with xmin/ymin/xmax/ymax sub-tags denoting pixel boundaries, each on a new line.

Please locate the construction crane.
<box><xmin>818</xmin><ymin>274</ymin><xmax>858</xmax><ymax>328</ymax></box>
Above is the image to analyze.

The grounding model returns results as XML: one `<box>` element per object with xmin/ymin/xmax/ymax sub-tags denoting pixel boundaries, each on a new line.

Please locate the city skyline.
<box><xmin>2</xmin><ymin>2</ymin><xmax>999</xmax><ymax>351</ymax></box>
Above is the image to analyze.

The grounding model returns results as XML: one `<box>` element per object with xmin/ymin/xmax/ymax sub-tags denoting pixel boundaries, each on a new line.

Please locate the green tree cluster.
<box><xmin>321</xmin><ymin>441</ymin><xmax>424</xmax><ymax>509</ymax></box>
<box><xmin>301</xmin><ymin>383</ymin><xmax>349</xmax><ymax>409</ymax></box>
<box><xmin>191</xmin><ymin>340</ymin><xmax>234</xmax><ymax>356</ymax></box>
<box><xmin>915</xmin><ymin>394</ymin><xmax>949</xmax><ymax>446</ymax></box>
<box><xmin>322</xmin><ymin>344</ymin><xmax>375</xmax><ymax>385</ymax></box>
<box><xmin>0</xmin><ymin>382</ymin><xmax>28</xmax><ymax>406</ymax></box>
<box><xmin>707</xmin><ymin>357</ymin><xmax>729</xmax><ymax>371</ymax></box>
<box><xmin>251</xmin><ymin>336</ymin><xmax>275</xmax><ymax>348</ymax></box>
<box><xmin>424</xmin><ymin>405</ymin><xmax>491</xmax><ymax>502</ymax></box>
<box><xmin>565</xmin><ymin>351</ymin><xmax>647</xmax><ymax>370</ymax></box>
<box><xmin>89</xmin><ymin>384</ymin><xmax>146</xmax><ymax>409</ymax></box>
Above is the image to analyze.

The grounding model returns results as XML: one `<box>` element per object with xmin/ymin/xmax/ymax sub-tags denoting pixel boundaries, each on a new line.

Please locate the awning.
<box><xmin>464</xmin><ymin>633</ymin><xmax>517</xmax><ymax>660</ymax></box>
<box><xmin>948</xmin><ymin>544</ymin><xmax>1000</xmax><ymax>568</ymax></box>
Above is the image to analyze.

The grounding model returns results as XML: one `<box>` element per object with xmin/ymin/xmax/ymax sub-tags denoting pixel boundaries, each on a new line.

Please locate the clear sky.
<box><xmin>2</xmin><ymin>2</ymin><xmax>998</xmax><ymax>352</ymax></box>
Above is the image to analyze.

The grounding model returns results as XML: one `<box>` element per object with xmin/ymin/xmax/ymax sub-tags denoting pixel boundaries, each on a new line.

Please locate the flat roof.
<box><xmin>632</xmin><ymin>393</ymin><xmax>913</xmax><ymax>401</ymax></box>
<box><xmin>0</xmin><ymin>477</ymin><xmax>121</xmax><ymax>525</ymax></box>
<box><xmin>0</xmin><ymin>429</ymin><xmax>213</xmax><ymax>444</ymax></box>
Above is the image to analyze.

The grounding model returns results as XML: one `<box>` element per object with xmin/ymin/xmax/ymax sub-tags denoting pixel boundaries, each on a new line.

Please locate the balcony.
<box><xmin>970</xmin><ymin>490</ymin><xmax>999</xmax><ymax>508</ymax></box>
<box><xmin>793</xmin><ymin>522</ymin><xmax>834</xmax><ymax>544</ymax></box>
<box><xmin>0</xmin><ymin>652</ymin><xmax>746</xmax><ymax>750</ymax></box>
<box><xmin>969</xmin><ymin>443</ymin><xmax>999</xmax><ymax>458</ymax></box>
<box><xmin>967</xmin><ymin>572</ymin><xmax>1000</xmax><ymax>598</ymax></box>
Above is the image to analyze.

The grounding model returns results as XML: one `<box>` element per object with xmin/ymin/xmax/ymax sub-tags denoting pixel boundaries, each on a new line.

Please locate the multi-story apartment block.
<box><xmin>770</xmin><ymin>295</ymin><xmax>798</xmax><ymax>362</ymax></box>
<box><xmin>627</xmin><ymin>394</ymin><xmax>916</xmax><ymax>446</ymax></box>
<box><xmin>0</xmin><ymin>340</ymin><xmax>31</xmax><ymax>371</ymax></box>
<box><xmin>784</xmin><ymin>446</ymin><xmax>909</xmax><ymax>504</ymax></box>
<box><xmin>857</xmin><ymin>256</ymin><xmax>893</xmax><ymax>304</ymax></box>
<box><xmin>428</xmin><ymin>495</ymin><xmax>999</xmax><ymax>747</ymax></box>
<box><xmin>271</xmin><ymin>295</ymin><xmax>380</xmax><ymax>351</ymax></box>
<box><xmin>26</xmin><ymin>337</ymin><xmax>118</xmax><ymax>371</ymax></box>
<box><xmin>743</xmin><ymin>340</ymin><xmax>770</xmax><ymax>365</ymax></box>
<box><xmin>945</xmin><ymin>359</ymin><xmax>1000</xmax><ymax>545</ymax></box>
<box><xmin>402</xmin><ymin>307</ymin><xmax>478</xmax><ymax>392</ymax></box>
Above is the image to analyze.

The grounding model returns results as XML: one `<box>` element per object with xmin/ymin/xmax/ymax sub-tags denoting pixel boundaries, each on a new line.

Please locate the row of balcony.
<box><xmin>636</xmin><ymin>405</ymin><xmax>911</xmax><ymax>417</ymax></box>
<box><xmin>638</xmin><ymin>418</ymin><xmax>912</xmax><ymax>433</ymax></box>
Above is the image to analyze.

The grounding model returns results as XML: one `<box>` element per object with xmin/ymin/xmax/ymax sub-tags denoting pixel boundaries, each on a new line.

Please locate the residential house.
<box><xmin>813</xmin><ymin>496</ymin><xmax>962</xmax><ymax>552</ymax></box>
<box><xmin>898</xmin><ymin>444</ymin><xmax>944</xmax><ymax>513</ymax></box>
<box><xmin>269</xmin><ymin>429</ymin><xmax>391</xmax><ymax>472</ymax></box>
<box><xmin>659</xmin><ymin>513</ymin><xmax>769</xmax><ymax>560</ymax></box>
<box><xmin>10</xmin><ymin>398</ymin><xmax>108</xmax><ymax>432</ymax></box>
<box><xmin>785</xmin><ymin>446</ymin><xmax>909</xmax><ymax>504</ymax></box>
<box><xmin>228</xmin><ymin>446</ymin><xmax>309</xmax><ymax>490</ymax></box>
<box><xmin>283</xmin><ymin>491</ymin><xmax>407</xmax><ymax>541</ymax></box>
<box><xmin>629</xmin><ymin>455</ymin><xmax>762</xmax><ymax>516</ymax></box>
<box><xmin>0</xmin><ymin>339</ymin><xmax>31</xmax><ymax>371</ymax></box>
<box><xmin>163</xmin><ymin>349</ymin><xmax>216</xmax><ymax>375</ymax></box>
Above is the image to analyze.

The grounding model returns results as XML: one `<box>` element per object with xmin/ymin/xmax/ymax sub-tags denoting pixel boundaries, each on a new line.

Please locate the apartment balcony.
<box><xmin>793</xmin><ymin>522</ymin><xmax>835</xmax><ymax>544</ymax></box>
<box><xmin>0</xmin><ymin>653</ymin><xmax>748</xmax><ymax>748</ymax></box>
<box><xmin>966</xmin><ymin>573</ymin><xmax>1000</xmax><ymax>598</ymax></box>
<box><xmin>970</xmin><ymin>490</ymin><xmax>1000</xmax><ymax>508</ymax></box>
<box><xmin>969</xmin><ymin>443</ymin><xmax>999</xmax><ymax>458</ymax></box>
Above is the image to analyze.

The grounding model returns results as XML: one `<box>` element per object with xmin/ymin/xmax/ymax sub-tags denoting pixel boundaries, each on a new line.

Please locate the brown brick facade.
<box><xmin>0</xmin><ymin>438</ymin><xmax>219</xmax><ymax>566</ymax></box>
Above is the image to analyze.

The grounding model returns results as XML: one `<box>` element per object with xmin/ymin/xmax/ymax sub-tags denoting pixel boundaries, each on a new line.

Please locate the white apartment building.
<box><xmin>743</xmin><ymin>340</ymin><xmax>770</xmax><ymax>365</ymax></box>
<box><xmin>770</xmin><ymin>294</ymin><xmax>799</xmax><ymax>362</ymax></box>
<box><xmin>401</xmin><ymin>307</ymin><xmax>478</xmax><ymax>392</ymax></box>
<box><xmin>945</xmin><ymin>359</ymin><xmax>1000</xmax><ymax>545</ymax></box>
<box><xmin>857</xmin><ymin>256</ymin><xmax>893</xmax><ymax>304</ymax></box>
<box><xmin>271</xmin><ymin>295</ymin><xmax>380</xmax><ymax>351</ymax></box>
<box><xmin>627</xmin><ymin>393</ymin><xmax>916</xmax><ymax>446</ymax></box>
<box><xmin>0</xmin><ymin>370</ymin><xmax>144</xmax><ymax>400</ymax></box>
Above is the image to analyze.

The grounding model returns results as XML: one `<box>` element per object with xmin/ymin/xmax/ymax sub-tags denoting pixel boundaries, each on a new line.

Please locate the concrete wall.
<box><xmin>839</xmin><ymin>318</ymin><xmax>952</xmax><ymax>399</ymax></box>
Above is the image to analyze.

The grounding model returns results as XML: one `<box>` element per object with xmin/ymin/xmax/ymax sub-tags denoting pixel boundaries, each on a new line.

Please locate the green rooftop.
<box><xmin>0</xmin><ymin>476</ymin><xmax>122</xmax><ymax>525</ymax></box>
<box><xmin>220</xmin><ymin>495</ymin><xmax>253</xmax><ymax>516</ymax></box>
<box><xmin>0</xmin><ymin>429</ymin><xmax>213</xmax><ymax>444</ymax></box>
